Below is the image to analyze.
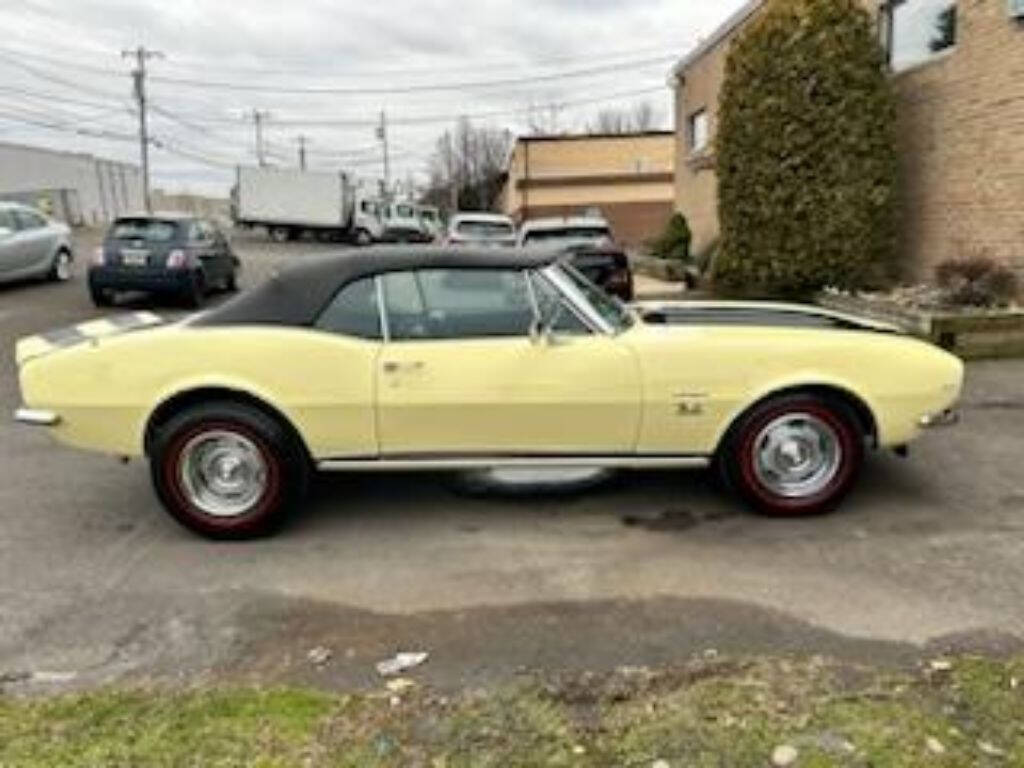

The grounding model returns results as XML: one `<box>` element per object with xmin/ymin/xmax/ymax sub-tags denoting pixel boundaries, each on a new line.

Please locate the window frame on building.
<box><xmin>880</xmin><ymin>0</ymin><xmax>958</xmax><ymax>72</ymax></box>
<box><xmin>687</xmin><ymin>108</ymin><xmax>710</xmax><ymax>155</ymax></box>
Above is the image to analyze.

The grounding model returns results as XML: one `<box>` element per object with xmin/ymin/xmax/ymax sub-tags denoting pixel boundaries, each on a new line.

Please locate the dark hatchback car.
<box><xmin>89</xmin><ymin>214</ymin><xmax>239</xmax><ymax>307</ymax></box>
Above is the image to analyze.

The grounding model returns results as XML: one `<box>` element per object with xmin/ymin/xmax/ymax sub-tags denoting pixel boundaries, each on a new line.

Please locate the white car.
<box><xmin>0</xmin><ymin>202</ymin><xmax>74</xmax><ymax>285</ymax></box>
<box><xmin>517</xmin><ymin>216</ymin><xmax>613</xmax><ymax>249</ymax></box>
<box><xmin>447</xmin><ymin>213</ymin><xmax>517</xmax><ymax>248</ymax></box>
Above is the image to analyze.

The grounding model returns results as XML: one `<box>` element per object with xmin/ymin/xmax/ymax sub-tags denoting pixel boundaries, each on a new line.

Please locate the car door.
<box><xmin>375</xmin><ymin>267</ymin><xmax>642</xmax><ymax>456</ymax></box>
<box><xmin>0</xmin><ymin>209</ymin><xmax>23</xmax><ymax>278</ymax></box>
<box><xmin>10</xmin><ymin>209</ymin><xmax>54</xmax><ymax>275</ymax></box>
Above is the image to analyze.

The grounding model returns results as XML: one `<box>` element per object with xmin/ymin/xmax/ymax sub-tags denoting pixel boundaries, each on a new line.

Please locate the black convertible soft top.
<box><xmin>193</xmin><ymin>246</ymin><xmax>559</xmax><ymax>328</ymax></box>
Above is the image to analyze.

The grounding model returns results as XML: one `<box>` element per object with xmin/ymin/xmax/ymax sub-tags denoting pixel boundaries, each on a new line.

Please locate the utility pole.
<box><xmin>249</xmin><ymin>109</ymin><xmax>271</xmax><ymax>168</ymax></box>
<box><xmin>294</xmin><ymin>135</ymin><xmax>310</xmax><ymax>171</ymax></box>
<box><xmin>122</xmin><ymin>45</ymin><xmax>163</xmax><ymax>213</ymax></box>
<box><xmin>376</xmin><ymin>110</ymin><xmax>390</xmax><ymax>196</ymax></box>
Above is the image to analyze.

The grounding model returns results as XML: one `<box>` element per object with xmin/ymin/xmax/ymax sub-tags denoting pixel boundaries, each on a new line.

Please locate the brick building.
<box><xmin>500</xmin><ymin>131</ymin><xmax>675</xmax><ymax>249</ymax></box>
<box><xmin>673</xmin><ymin>0</ymin><xmax>1024</xmax><ymax>277</ymax></box>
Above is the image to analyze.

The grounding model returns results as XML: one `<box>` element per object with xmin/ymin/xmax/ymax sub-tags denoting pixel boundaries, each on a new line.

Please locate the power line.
<box><xmin>0</xmin><ymin>109</ymin><xmax>138</xmax><ymax>142</ymax></box>
<box><xmin>0</xmin><ymin>41</ymin><xmax>684</xmax><ymax>80</ymax></box>
<box><xmin>143</xmin><ymin>84</ymin><xmax>668</xmax><ymax>129</ymax></box>
<box><xmin>144</xmin><ymin>54</ymin><xmax>675</xmax><ymax>94</ymax></box>
<box><xmin>0</xmin><ymin>85</ymin><xmax>128</xmax><ymax>111</ymax></box>
<box><xmin>0</xmin><ymin>50</ymin><xmax>129</xmax><ymax>103</ymax></box>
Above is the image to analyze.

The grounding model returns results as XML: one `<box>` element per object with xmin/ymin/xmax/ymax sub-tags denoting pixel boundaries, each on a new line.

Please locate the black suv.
<box><xmin>89</xmin><ymin>214</ymin><xmax>240</xmax><ymax>308</ymax></box>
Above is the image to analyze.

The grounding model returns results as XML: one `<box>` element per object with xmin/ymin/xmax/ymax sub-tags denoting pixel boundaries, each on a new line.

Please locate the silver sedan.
<box><xmin>0</xmin><ymin>202</ymin><xmax>74</xmax><ymax>285</ymax></box>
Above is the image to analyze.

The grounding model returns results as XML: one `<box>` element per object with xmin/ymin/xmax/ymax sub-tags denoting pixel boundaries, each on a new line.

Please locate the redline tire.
<box><xmin>720</xmin><ymin>394</ymin><xmax>864</xmax><ymax>517</ymax></box>
<box><xmin>150</xmin><ymin>402</ymin><xmax>308</xmax><ymax>540</ymax></box>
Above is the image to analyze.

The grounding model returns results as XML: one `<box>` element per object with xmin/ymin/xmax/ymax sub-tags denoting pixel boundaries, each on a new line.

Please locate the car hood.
<box><xmin>632</xmin><ymin>300</ymin><xmax>902</xmax><ymax>334</ymax></box>
<box><xmin>15</xmin><ymin>311</ymin><xmax>165</xmax><ymax>367</ymax></box>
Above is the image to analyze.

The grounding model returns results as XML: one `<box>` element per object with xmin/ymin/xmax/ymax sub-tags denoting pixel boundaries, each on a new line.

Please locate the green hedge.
<box><xmin>713</xmin><ymin>0</ymin><xmax>899</xmax><ymax>299</ymax></box>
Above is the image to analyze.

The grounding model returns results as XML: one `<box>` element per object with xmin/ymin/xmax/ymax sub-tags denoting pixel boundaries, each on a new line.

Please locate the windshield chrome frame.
<box><xmin>539</xmin><ymin>264</ymin><xmax>616</xmax><ymax>336</ymax></box>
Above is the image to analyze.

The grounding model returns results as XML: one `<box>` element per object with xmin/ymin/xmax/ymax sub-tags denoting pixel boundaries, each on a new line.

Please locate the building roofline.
<box><xmin>671</xmin><ymin>0</ymin><xmax>765</xmax><ymax>79</ymax></box>
<box><xmin>517</xmin><ymin>130</ymin><xmax>674</xmax><ymax>144</ymax></box>
<box><xmin>0</xmin><ymin>140</ymin><xmax>139</xmax><ymax>169</ymax></box>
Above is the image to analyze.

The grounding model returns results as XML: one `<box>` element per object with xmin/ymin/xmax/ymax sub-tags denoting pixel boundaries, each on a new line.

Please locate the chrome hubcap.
<box><xmin>178</xmin><ymin>430</ymin><xmax>268</xmax><ymax>517</ymax></box>
<box><xmin>56</xmin><ymin>254</ymin><xmax>71</xmax><ymax>281</ymax></box>
<box><xmin>753</xmin><ymin>413</ymin><xmax>842</xmax><ymax>498</ymax></box>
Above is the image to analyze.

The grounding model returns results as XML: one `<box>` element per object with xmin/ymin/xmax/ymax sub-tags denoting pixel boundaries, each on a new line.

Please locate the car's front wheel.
<box><xmin>149</xmin><ymin>402</ymin><xmax>309</xmax><ymax>539</ymax></box>
<box><xmin>49</xmin><ymin>249</ymin><xmax>72</xmax><ymax>282</ymax></box>
<box><xmin>719</xmin><ymin>394</ymin><xmax>864</xmax><ymax>517</ymax></box>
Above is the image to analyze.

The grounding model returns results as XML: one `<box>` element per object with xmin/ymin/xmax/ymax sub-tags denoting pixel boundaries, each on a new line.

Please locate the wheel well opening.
<box><xmin>144</xmin><ymin>387</ymin><xmax>311</xmax><ymax>461</ymax></box>
<box><xmin>721</xmin><ymin>385</ymin><xmax>879</xmax><ymax>453</ymax></box>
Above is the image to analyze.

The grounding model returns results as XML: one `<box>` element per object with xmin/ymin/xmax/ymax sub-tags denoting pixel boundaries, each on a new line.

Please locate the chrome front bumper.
<box><xmin>919</xmin><ymin>408</ymin><xmax>960</xmax><ymax>429</ymax></box>
<box><xmin>14</xmin><ymin>408</ymin><xmax>61</xmax><ymax>427</ymax></box>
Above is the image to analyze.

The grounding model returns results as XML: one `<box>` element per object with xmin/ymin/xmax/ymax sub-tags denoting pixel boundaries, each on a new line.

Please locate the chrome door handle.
<box><xmin>382</xmin><ymin>361</ymin><xmax>425</xmax><ymax>374</ymax></box>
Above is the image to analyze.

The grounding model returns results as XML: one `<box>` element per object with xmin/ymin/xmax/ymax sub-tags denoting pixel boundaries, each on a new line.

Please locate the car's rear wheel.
<box><xmin>269</xmin><ymin>226</ymin><xmax>292</xmax><ymax>243</ymax></box>
<box><xmin>90</xmin><ymin>285</ymin><xmax>113</xmax><ymax>307</ymax></box>
<box><xmin>150</xmin><ymin>402</ymin><xmax>308</xmax><ymax>540</ymax></box>
<box><xmin>49</xmin><ymin>249</ymin><xmax>72</xmax><ymax>282</ymax></box>
<box><xmin>719</xmin><ymin>394</ymin><xmax>864</xmax><ymax>517</ymax></box>
<box><xmin>182</xmin><ymin>273</ymin><xmax>205</xmax><ymax>308</ymax></box>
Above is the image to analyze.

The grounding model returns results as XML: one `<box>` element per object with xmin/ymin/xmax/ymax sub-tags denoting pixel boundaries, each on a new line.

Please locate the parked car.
<box><xmin>518</xmin><ymin>216</ymin><xmax>633</xmax><ymax>300</ymax></box>
<box><xmin>0</xmin><ymin>202</ymin><xmax>74</xmax><ymax>286</ymax></box>
<box><xmin>15</xmin><ymin>247</ymin><xmax>963</xmax><ymax>540</ymax></box>
<box><xmin>89</xmin><ymin>214</ymin><xmax>240</xmax><ymax>308</ymax></box>
<box><xmin>381</xmin><ymin>202</ymin><xmax>432</xmax><ymax>243</ymax></box>
<box><xmin>447</xmin><ymin>213</ymin><xmax>517</xmax><ymax>248</ymax></box>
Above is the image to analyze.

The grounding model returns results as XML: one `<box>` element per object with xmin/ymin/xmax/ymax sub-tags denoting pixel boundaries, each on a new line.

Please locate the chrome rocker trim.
<box><xmin>919</xmin><ymin>409</ymin><xmax>960</xmax><ymax>429</ymax></box>
<box><xmin>318</xmin><ymin>455</ymin><xmax>711</xmax><ymax>472</ymax></box>
<box><xmin>14</xmin><ymin>408</ymin><xmax>61</xmax><ymax>427</ymax></box>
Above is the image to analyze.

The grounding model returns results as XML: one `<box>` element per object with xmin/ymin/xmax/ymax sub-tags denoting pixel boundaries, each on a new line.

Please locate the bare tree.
<box><xmin>423</xmin><ymin>118</ymin><xmax>514</xmax><ymax>214</ymax></box>
<box><xmin>526</xmin><ymin>102</ymin><xmax>565</xmax><ymax>135</ymax></box>
<box><xmin>587</xmin><ymin>101</ymin><xmax>662</xmax><ymax>134</ymax></box>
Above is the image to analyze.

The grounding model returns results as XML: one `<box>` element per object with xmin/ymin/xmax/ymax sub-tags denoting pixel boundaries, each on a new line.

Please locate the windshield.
<box><xmin>110</xmin><ymin>219</ymin><xmax>179</xmax><ymax>242</ymax></box>
<box><xmin>457</xmin><ymin>220</ymin><xmax>514</xmax><ymax>237</ymax></box>
<box><xmin>552</xmin><ymin>261</ymin><xmax>634</xmax><ymax>334</ymax></box>
<box><xmin>523</xmin><ymin>226</ymin><xmax>611</xmax><ymax>246</ymax></box>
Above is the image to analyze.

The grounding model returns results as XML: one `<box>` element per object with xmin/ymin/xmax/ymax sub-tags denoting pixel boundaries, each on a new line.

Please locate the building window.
<box><xmin>885</xmin><ymin>0</ymin><xmax>957</xmax><ymax>71</ymax></box>
<box><xmin>688</xmin><ymin>109</ymin><xmax>709</xmax><ymax>154</ymax></box>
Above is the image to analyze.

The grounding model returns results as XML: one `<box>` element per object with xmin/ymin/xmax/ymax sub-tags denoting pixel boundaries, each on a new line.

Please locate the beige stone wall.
<box><xmin>893</xmin><ymin>3</ymin><xmax>1024</xmax><ymax>277</ymax></box>
<box><xmin>673</xmin><ymin>31</ymin><xmax>736</xmax><ymax>256</ymax></box>
<box><xmin>503</xmin><ymin>133</ymin><xmax>675</xmax><ymax>217</ymax></box>
<box><xmin>672</xmin><ymin>0</ymin><xmax>1024</xmax><ymax>278</ymax></box>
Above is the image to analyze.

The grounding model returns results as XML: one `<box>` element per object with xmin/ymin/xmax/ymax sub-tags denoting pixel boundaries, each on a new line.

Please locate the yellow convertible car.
<box><xmin>14</xmin><ymin>248</ymin><xmax>963</xmax><ymax>539</ymax></box>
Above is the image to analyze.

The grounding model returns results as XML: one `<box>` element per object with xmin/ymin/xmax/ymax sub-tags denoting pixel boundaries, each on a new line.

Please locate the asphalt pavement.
<box><xmin>1</xmin><ymin>230</ymin><xmax>1024</xmax><ymax>693</ymax></box>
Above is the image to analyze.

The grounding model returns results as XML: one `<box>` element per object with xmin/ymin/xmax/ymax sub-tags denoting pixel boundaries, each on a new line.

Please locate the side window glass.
<box><xmin>315</xmin><ymin>278</ymin><xmax>382</xmax><ymax>341</ymax></box>
<box><xmin>382</xmin><ymin>269</ymin><xmax>535</xmax><ymax>341</ymax></box>
<box><xmin>14</xmin><ymin>211</ymin><xmax>45</xmax><ymax>230</ymax></box>
<box><xmin>530</xmin><ymin>273</ymin><xmax>592</xmax><ymax>335</ymax></box>
<box><xmin>382</xmin><ymin>272</ymin><xmax>430</xmax><ymax>340</ymax></box>
<box><xmin>420</xmin><ymin>269</ymin><xmax>533</xmax><ymax>340</ymax></box>
<box><xmin>0</xmin><ymin>210</ymin><xmax>17</xmax><ymax>231</ymax></box>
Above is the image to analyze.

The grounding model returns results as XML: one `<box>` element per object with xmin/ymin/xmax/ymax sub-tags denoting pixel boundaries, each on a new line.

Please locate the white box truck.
<box><xmin>232</xmin><ymin>167</ymin><xmax>383</xmax><ymax>244</ymax></box>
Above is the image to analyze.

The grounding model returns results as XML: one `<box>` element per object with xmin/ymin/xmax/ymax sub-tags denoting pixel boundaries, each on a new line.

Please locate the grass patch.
<box><xmin>1</xmin><ymin>656</ymin><xmax>1022</xmax><ymax>766</ymax></box>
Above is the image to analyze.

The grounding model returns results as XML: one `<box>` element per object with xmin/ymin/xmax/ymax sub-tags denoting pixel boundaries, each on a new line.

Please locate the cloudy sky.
<box><xmin>0</xmin><ymin>0</ymin><xmax>747</xmax><ymax>196</ymax></box>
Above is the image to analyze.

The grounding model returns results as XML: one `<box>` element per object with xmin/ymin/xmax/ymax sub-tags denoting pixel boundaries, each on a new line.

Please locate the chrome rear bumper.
<box><xmin>919</xmin><ymin>409</ymin><xmax>960</xmax><ymax>429</ymax></box>
<box><xmin>14</xmin><ymin>408</ymin><xmax>61</xmax><ymax>427</ymax></box>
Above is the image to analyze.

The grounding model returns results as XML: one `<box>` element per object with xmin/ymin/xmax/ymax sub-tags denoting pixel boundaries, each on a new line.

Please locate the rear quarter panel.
<box><xmin>18</xmin><ymin>325</ymin><xmax>379</xmax><ymax>458</ymax></box>
<box><xmin>624</xmin><ymin>324</ymin><xmax>964</xmax><ymax>454</ymax></box>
